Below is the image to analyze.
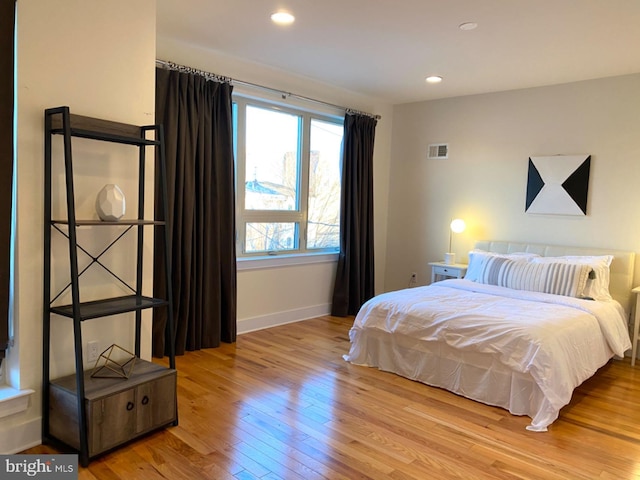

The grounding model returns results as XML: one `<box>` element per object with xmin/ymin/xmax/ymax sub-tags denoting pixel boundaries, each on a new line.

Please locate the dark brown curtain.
<box><xmin>331</xmin><ymin>113</ymin><xmax>377</xmax><ymax>317</ymax></box>
<box><xmin>0</xmin><ymin>0</ymin><xmax>15</xmax><ymax>367</ymax></box>
<box><xmin>153</xmin><ymin>67</ymin><xmax>237</xmax><ymax>356</ymax></box>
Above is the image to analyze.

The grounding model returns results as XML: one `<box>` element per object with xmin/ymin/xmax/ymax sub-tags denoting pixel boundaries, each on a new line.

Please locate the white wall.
<box><xmin>385</xmin><ymin>74</ymin><xmax>640</xmax><ymax>292</ymax></box>
<box><xmin>1</xmin><ymin>0</ymin><xmax>156</xmax><ymax>454</ymax></box>
<box><xmin>156</xmin><ymin>37</ymin><xmax>393</xmax><ymax>332</ymax></box>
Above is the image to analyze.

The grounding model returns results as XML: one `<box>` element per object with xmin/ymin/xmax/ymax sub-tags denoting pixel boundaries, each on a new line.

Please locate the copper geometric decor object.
<box><xmin>91</xmin><ymin>344</ymin><xmax>136</xmax><ymax>379</ymax></box>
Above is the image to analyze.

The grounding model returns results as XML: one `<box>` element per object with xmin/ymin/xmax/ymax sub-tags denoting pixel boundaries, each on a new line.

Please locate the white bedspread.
<box><xmin>345</xmin><ymin>279</ymin><xmax>631</xmax><ymax>430</ymax></box>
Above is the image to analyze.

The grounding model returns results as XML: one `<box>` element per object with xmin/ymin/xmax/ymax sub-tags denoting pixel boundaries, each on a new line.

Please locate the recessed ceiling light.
<box><xmin>271</xmin><ymin>11</ymin><xmax>295</xmax><ymax>25</ymax></box>
<box><xmin>426</xmin><ymin>76</ymin><xmax>443</xmax><ymax>84</ymax></box>
<box><xmin>459</xmin><ymin>22</ymin><xmax>478</xmax><ymax>31</ymax></box>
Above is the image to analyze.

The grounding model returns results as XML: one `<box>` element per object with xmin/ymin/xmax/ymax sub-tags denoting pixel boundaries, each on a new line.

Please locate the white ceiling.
<box><xmin>156</xmin><ymin>0</ymin><xmax>640</xmax><ymax>105</ymax></box>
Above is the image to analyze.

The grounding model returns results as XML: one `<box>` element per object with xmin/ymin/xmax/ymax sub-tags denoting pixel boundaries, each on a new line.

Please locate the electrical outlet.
<box><xmin>87</xmin><ymin>341</ymin><xmax>99</xmax><ymax>362</ymax></box>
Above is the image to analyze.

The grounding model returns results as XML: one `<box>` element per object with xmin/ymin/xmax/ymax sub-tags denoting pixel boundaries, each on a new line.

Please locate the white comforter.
<box><xmin>345</xmin><ymin>279</ymin><xmax>631</xmax><ymax>430</ymax></box>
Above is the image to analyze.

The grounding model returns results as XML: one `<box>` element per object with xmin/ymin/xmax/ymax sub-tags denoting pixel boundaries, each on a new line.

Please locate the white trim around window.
<box><xmin>237</xmin><ymin>251</ymin><xmax>339</xmax><ymax>271</ymax></box>
<box><xmin>233</xmin><ymin>95</ymin><xmax>344</xmax><ymax>259</ymax></box>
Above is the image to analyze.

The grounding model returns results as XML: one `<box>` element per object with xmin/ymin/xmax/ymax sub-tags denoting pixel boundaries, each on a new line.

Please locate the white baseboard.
<box><xmin>238</xmin><ymin>304</ymin><xmax>331</xmax><ymax>335</ymax></box>
<box><xmin>0</xmin><ymin>416</ymin><xmax>41</xmax><ymax>454</ymax></box>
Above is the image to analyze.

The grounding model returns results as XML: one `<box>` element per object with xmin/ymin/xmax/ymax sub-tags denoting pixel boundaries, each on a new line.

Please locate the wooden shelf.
<box><xmin>51</xmin><ymin>219</ymin><xmax>165</xmax><ymax>226</ymax></box>
<box><xmin>48</xmin><ymin>111</ymin><xmax>159</xmax><ymax>146</ymax></box>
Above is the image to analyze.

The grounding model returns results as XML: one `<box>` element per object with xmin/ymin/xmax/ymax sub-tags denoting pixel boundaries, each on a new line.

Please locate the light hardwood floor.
<box><xmin>28</xmin><ymin>315</ymin><xmax>640</xmax><ymax>479</ymax></box>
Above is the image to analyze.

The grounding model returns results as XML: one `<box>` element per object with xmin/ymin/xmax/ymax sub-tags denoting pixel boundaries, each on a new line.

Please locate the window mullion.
<box><xmin>242</xmin><ymin>211</ymin><xmax>303</xmax><ymax>222</ymax></box>
<box><xmin>234</xmin><ymin>98</ymin><xmax>248</xmax><ymax>253</ymax></box>
<box><xmin>299</xmin><ymin>113</ymin><xmax>311</xmax><ymax>253</ymax></box>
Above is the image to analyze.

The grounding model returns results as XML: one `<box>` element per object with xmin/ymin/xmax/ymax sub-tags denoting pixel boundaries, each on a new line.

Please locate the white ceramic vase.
<box><xmin>96</xmin><ymin>184</ymin><xmax>126</xmax><ymax>221</ymax></box>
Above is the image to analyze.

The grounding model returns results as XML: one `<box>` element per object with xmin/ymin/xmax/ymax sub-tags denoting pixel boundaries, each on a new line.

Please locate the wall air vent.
<box><xmin>427</xmin><ymin>143</ymin><xmax>449</xmax><ymax>159</ymax></box>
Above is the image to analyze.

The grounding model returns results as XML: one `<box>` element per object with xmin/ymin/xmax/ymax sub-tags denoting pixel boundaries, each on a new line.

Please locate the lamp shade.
<box><xmin>450</xmin><ymin>218</ymin><xmax>466</xmax><ymax>234</ymax></box>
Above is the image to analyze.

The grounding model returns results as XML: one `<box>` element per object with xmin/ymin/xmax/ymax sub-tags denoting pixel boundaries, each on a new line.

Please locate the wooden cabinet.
<box><xmin>49</xmin><ymin>360</ymin><xmax>176</xmax><ymax>458</ymax></box>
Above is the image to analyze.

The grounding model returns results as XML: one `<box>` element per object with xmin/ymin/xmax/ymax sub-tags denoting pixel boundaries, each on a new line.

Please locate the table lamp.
<box><xmin>444</xmin><ymin>218</ymin><xmax>466</xmax><ymax>265</ymax></box>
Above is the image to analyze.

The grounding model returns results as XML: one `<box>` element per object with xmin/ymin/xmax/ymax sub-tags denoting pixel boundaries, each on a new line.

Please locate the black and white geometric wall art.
<box><xmin>525</xmin><ymin>155</ymin><xmax>591</xmax><ymax>215</ymax></box>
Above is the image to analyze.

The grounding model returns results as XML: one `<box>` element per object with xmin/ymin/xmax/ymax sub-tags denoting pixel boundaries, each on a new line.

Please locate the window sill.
<box><xmin>0</xmin><ymin>386</ymin><xmax>35</xmax><ymax>419</ymax></box>
<box><xmin>237</xmin><ymin>252</ymin><xmax>339</xmax><ymax>271</ymax></box>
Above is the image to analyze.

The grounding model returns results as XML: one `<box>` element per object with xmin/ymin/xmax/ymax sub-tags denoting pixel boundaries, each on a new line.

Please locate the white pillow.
<box><xmin>478</xmin><ymin>256</ymin><xmax>591</xmax><ymax>298</ymax></box>
<box><xmin>465</xmin><ymin>250</ymin><xmax>539</xmax><ymax>282</ymax></box>
<box><xmin>530</xmin><ymin>255</ymin><xmax>614</xmax><ymax>301</ymax></box>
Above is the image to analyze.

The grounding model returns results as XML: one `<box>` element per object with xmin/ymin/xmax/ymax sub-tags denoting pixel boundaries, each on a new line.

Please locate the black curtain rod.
<box><xmin>155</xmin><ymin>59</ymin><xmax>381</xmax><ymax>120</ymax></box>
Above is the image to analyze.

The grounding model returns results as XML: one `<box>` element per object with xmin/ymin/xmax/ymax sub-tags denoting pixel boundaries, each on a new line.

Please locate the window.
<box><xmin>233</xmin><ymin>97</ymin><xmax>343</xmax><ymax>256</ymax></box>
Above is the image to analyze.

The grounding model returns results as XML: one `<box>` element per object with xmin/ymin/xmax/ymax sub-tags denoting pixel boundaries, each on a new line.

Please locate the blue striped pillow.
<box><xmin>479</xmin><ymin>256</ymin><xmax>591</xmax><ymax>298</ymax></box>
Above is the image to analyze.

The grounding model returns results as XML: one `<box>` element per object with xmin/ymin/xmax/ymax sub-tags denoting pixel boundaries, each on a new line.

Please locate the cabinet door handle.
<box><xmin>126</xmin><ymin>401</ymin><xmax>134</xmax><ymax>411</ymax></box>
<box><xmin>141</xmin><ymin>395</ymin><xmax>149</xmax><ymax>405</ymax></box>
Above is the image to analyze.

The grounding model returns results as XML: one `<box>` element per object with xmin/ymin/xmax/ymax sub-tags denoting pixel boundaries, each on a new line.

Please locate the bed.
<box><xmin>344</xmin><ymin>241</ymin><xmax>635</xmax><ymax>431</ymax></box>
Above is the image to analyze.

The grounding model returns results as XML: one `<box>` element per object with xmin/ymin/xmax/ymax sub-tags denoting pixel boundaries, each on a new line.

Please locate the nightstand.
<box><xmin>429</xmin><ymin>262</ymin><xmax>468</xmax><ymax>283</ymax></box>
<box><xmin>631</xmin><ymin>286</ymin><xmax>640</xmax><ymax>366</ymax></box>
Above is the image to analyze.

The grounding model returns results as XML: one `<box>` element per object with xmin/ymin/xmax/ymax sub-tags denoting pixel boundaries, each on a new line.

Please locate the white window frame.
<box><xmin>233</xmin><ymin>95</ymin><xmax>343</xmax><ymax>259</ymax></box>
<box><xmin>0</xmin><ymin>15</ymin><xmax>34</xmax><ymax>416</ymax></box>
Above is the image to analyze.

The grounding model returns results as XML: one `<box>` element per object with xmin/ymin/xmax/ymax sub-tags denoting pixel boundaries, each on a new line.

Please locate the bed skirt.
<box><xmin>344</xmin><ymin>328</ymin><xmax>560</xmax><ymax>431</ymax></box>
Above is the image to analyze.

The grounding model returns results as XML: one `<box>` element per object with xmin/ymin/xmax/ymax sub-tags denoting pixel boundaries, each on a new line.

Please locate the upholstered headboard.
<box><xmin>475</xmin><ymin>241</ymin><xmax>636</xmax><ymax>315</ymax></box>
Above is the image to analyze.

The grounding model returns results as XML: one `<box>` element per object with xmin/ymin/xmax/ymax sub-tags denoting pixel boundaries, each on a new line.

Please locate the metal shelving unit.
<box><xmin>42</xmin><ymin>106</ymin><xmax>176</xmax><ymax>466</ymax></box>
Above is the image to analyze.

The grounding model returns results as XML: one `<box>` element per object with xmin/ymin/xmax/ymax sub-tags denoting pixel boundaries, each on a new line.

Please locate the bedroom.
<box><xmin>3</xmin><ymin>0</ymin><xmax>640</xmax><ymax>476</ymax></box>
